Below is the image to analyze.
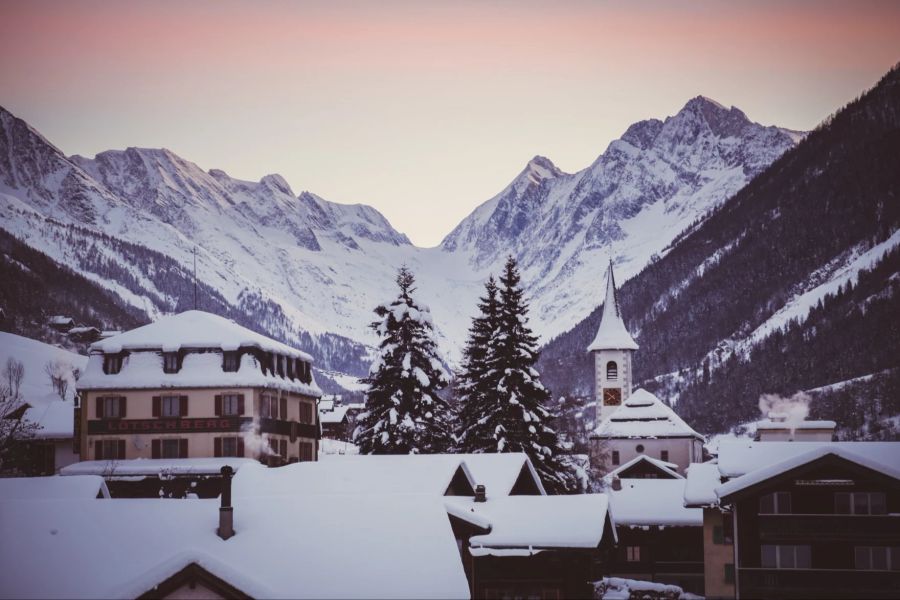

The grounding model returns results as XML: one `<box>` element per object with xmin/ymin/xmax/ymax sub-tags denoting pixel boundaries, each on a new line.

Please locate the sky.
<box><xmin>2</xmin><ymin>1</ymin><xmax>899</xmax><ymax>247</ymax></box>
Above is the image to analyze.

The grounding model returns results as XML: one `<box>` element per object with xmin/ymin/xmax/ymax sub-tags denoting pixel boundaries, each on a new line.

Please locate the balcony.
<box><xmin>758</xmin><ymin>514</ymin><xmax>900</xmax><ymax>542</ymax></box>
<box><xmin>740</xmin><ymin>568</ymin><xmax>900</xmax><ymax>599</ymax></box>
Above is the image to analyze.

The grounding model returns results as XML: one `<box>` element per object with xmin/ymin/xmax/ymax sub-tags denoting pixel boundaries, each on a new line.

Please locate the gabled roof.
<box><xmin>61</xmin><ymin>457</ymin><xmax>259</xmax><ymax>477</ymax></box>
<box><xmin>608</xmin><ymin>479</ymin><xmax>701</xmax><ymax>527</ymax></box>
<box><xmin>606</xmin><ymin>454</ymin><xmax>683</xmax><ymax>480</ymax></box>
<box><xmin>91</xmin><ymin>310</ymin><xmax>313</xmax><ymax>361</ymax></box>
<box><xmin>715</xmin><ymin>441</ymin><xmax>898</xmax><ymax>479</ymax></box>
<box><xmin>453</xmin><ymin>453</ymin><xmax>547</xmax><ymax>496</ymax></box>
<box><xmin>448</xmin><ymin>494</ymin><xmax>614</xmax><ymax>550</ymax></box>
<box><xmin>0</xmin><ymin>495</ymin><xmax>470</xmax><ymax>599</ymax></box>
<box><xmin>587</xmin><ymin>261</ymin><xmax>638</xmax><ymax>352</ymax></box>
<box><xmin>593</xmin><ymin>389</ymin><xmax>704</xmax><ymax>440</ymax></box>
<box><xmin>0</xmin><ymin>475</ymin><xmax>109</xmax><ymax>499</ymax></box>
<box><xmin>716</xmin><ymin>445</ymin><xmax>900</xmax><ymax>502</ymax></box>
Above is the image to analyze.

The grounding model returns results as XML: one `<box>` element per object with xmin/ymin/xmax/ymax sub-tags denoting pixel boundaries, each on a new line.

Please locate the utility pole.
<box><xmin>193</xmin><ymin>246</ymin><xmax>198</xmax><ymax>310</ymax></box>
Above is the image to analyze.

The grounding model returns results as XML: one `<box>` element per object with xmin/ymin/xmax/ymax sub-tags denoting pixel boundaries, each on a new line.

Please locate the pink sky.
<box><xmin>2</xmin><ymin>0</ymin><xmax>899</xmax><ymax>246</ymax></box>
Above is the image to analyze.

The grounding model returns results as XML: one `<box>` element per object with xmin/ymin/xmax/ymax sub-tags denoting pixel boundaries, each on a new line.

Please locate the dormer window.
<box><xmin>163</xmin><ymin>352</ymin><xmax>179</xmax><ymax>374</ymax></box>
<box><xmin>103</xmin><ymin>354</ymin><xmax>123</xmax><ymax>375</ymax></box>
<box><xmin>606</xmin><ymin>361</ymin><xmax>618</xmax><ymax>380</ymax></box>
<box><xmin>223</xmin><ymin>351</ymin><xmax>239</xmax><ymax>372</ymax></box>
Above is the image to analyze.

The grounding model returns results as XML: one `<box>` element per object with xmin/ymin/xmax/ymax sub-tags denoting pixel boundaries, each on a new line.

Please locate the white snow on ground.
<box><xmin>318</xmin><ymin>438</ymin><xmax>359</xmax><ymax>456</ymax></box>
<box><xmin>0</xmin><ymin>331</ymin><xmax>86</xmax><ymax>439</ymax></box>
<box><xmin>60</xmin><ymin>457</ymin><xmax>259</xmax><ymax>477</ymax></box>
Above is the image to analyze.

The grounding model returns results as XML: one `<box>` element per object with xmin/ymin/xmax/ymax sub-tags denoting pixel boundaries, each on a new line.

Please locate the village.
<box><xmin>1</xmin><ymin>260</ymin><xmax>897</xmax><ymax>600</ymax></box>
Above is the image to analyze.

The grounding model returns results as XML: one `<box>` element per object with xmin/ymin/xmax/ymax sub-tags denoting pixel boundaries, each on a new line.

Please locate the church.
<box><xmin>588</xmin><ymin>262</ymin><xmax>705</xmax><ymax>476</ymax></box>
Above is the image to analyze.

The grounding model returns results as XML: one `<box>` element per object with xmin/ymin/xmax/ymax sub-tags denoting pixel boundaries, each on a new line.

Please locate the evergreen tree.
<box><xmin>456</xmin><ymin>276</ymin><xmax>502</xmax><ymax>451</ymax></box>
<box><xmin>461</xmin><ymin>256</ymin><xmax>577</xmax><ymax>493</ymax></box>
<box><xmin>354</xmin><ymin>267</ymin><xmax>452</xmax><ymax>454</ymax></box>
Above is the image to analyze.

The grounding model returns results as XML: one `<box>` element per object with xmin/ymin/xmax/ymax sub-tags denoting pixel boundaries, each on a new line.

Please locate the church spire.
<box><xmin>587</xmin><ymin>260</ymin><xmax>638</xmax><ymax>351</ymax></box>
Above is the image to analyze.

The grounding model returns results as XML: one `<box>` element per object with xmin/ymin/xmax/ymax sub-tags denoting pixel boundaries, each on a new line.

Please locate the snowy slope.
<box><xmin>0</xmin><ymin>99</ymin><xmax>800</xmax><ymax>368</ymax></box>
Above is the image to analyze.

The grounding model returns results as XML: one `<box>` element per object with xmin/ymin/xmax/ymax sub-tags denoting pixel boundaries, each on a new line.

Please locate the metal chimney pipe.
<box><xmin>474</xmin><ymin>484</ymin><xmax>487</xmax><ymax>502</ymax></box>
<box><xmin>218</xmin><ymin>465</ymin><xmax>234</xmax><ymax>540</ymax></box>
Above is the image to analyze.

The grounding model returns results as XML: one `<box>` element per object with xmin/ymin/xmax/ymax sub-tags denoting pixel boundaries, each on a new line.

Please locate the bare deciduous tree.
<box><xmin>0</xmin><ymin>359</ymin><xmax>38</xmax><ymax>473</ymax></box>
<box><xmin>44</xmin><ymin>360</ymin><xmax>71</xmax><ymax>400</ymax></box>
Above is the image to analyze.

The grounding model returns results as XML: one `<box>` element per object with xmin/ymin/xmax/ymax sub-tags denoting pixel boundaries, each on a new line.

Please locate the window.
<box><xmin>219</xmin><ymin>394</ymin><xmax>243</xmax><ymax>416</ymax></box>
<box><xmin>712</xmin><ymin>516</ymin><xmax>736</xmax><ymax>545</ymax></box>
<box><xmin>612</xmin><ymin>450</ymin><xmax>620</xmax><ymax>466</ymax></box>
<box><xmin>152</xmin><ymin>438</ymin><xmax>187</xmax><ymax>458</ymax></box>
<box><xmin>261</xmin><ymin>394</ymin><xmax>278</xmax><ymax>418</ymax></box>
<box><xmin>835</xmin><ymin>492</ymin><xmax>887</xmax><ymax>515</ymax></box>
<box><xmin>162</xmin><ymin>395</ymin><xmax>184</xmax><ymax>418</ymax></box>
<box><xmin>222</xmin><ymin>351</ymin><xmax>239</xmax><ymax>372</ymax></box>
<box><xmin>724</xmin><ymin>563</ymin><xmax>735</xmax><ymax>584</ymax></box>
<box><xmin>626</xmin><ymin>546</ymin><xmax>641</xmax><ymax>562</ymax></box>
<box><xmin>279</xmin><ymin>439</ymin><xmax>287</xmax><ymax>459</ymax></box>
<box><xmin>761</xmin><ymin>545</ymin><xmax>811</xmax><ymax>569</ymax></box>
<box><xmin>161</xmin><ymin>439</ymin><xmax>181</xmax><ymax>459</ymax></box>
<box><xmin>759</xmin><ymin>491</ymin><xmax>792</xmax><ymax>514</ymax></box>
<box><xmin>103</xmin><ymin>354</ymin><xmax>123</xmax><ymax>374</ymax></box>
<box><xmin>95</xmin><ymin>439</ymin><xmax>125</xmax><ymax>460</ymax></box>
<box><xmin>300</xmin><ymin>402</ymin><xmax>314</xmax><ymax>424</ymax></box>
<box><xmin>661</xmin><ymin>450</ymin><xmax>669</xmax><ymax>462</ymax></box>
<box><xmin>97</xmin><ymin>396</ymin><xmax>125</xmax><ymax>419</ymax></box>
<box><xmin>855</xmin><ymin>547</ymin><xmax>899</xmax><ymax>571</ymax></box>
<box><xmin>215</xmin><ymin>437</ymin><xmax>244</xmax><ymax>458</ymax></box>
<box><xmin>606</xmin><ymin>361</ymin><xmax>618</xmax><ymax>380</ymax></box>
<box><xmin>162</xmin><ymin>352</ymin><xmax>179</xmax><ymax>374</ymax></box>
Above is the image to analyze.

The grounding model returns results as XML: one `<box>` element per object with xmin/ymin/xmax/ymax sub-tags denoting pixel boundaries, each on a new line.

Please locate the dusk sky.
<box><xmin>2</xmin><ymin>0</ymin><xmax>899</xmax><ymax>246</ymax></box>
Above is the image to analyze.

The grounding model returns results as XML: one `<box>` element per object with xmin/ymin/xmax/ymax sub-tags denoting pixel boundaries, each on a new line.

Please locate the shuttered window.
<box><xmin>299</xmin><ymin>442</ymin><xmax>314</xmax><ymax>462</ymax></box>
<box><xmin>156</xmin><ymin>395</ymin><xmax>188</xmax><ymax>418</ymax></box>
<box><xmin>215</xmin><ymin>394</ymin><xmax>244</xmax><ymax>416</ymax></box>
<box><xmin>299</xmin><ymin>402</ymin><xmax>314</xmax><ymax>424</ymax></box>
<box><xmin>260</xmin><ymin>395</ymin><xmax>278</xmax><ymax>418</ymax></box>
<box><xmin>95</xmin><ymin>439</ymin><xmax>125</xmax><ymax>460</ymax></box>
<box><xmin>96</xmin><ymin>396</ymin><xmax>126</xmax><ymax>419</ymax></box>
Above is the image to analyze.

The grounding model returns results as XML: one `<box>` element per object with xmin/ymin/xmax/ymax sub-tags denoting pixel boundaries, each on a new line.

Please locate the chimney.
<box><xmin>474</xmin><ymin>484</ymin><xmax>486</xmax><ymax>503</ymax></box>
<box><xmin>611</xmin><ymin>476</ymin><xmax>622</xmax><ymax>491</ymax></box>
<box><xmin>217</xmin><ymin>465</ymin><xmax>235</xmax><ymax>540</ymax></box>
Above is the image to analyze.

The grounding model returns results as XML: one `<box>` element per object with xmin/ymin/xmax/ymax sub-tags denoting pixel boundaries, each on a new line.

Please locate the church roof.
<box><xmin>587</xmin><ymin>262</ymin><xmax>638</xmax><ymax>351</ymax></box>
<box><xmin>592</xmin><ymin>389</ymin><xmax>704</xmax><ymax>440</ymax></box>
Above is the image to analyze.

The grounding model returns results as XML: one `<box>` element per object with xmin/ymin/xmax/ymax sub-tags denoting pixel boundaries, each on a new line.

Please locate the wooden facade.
<box><xmin>609</xmin><ymin>526</ymin><xmax>705</xmax><ymax>596</ymax></box>
<box><xmin>720</xmin><ymin>453</ymin><xmax>900</xmax><ymax>599</ymax></box>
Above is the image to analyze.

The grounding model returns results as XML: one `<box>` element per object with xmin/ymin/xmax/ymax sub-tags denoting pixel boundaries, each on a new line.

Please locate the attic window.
<box><xmin>606</xmin><ymin>361</ymin><xmax>618</xmax><ymax>380</ymax></box>
<box><xmin>163</xmin><ymin>352</ymin><xmax>179</xmax><ymax>374</ymax></box>
<box><xmin>223</xmin><ymin>351</ymin><xmax>239</xmax><ymax>372</ymax></box>
<box><xmin>103</xmin><ymin>354</ymin><xmax>123</xmax><ymax>375</ymax></box>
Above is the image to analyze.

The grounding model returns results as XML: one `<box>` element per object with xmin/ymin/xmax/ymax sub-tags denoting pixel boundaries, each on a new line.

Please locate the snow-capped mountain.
<box><xmin>0</xmin><ymin>96</ymin><xmax>801</xmax><ymax>375</ymax></box>
<box><xmin>442</xmin><ymin>96</ymin><xmax>803</xmax><ymax>336</ymax></box>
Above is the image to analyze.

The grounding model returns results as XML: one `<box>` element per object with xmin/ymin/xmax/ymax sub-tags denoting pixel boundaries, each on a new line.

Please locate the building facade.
<box><xmin>76</xmin><ymin>311</ymin><xmax>321</xmax><ymax>466</ymax></box>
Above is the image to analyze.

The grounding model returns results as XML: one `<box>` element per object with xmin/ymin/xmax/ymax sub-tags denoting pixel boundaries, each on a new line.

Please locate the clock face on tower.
<box><xmin>603</xmin><ymin>388</ymin><xmax>622</xmax><ymax>406</ymax></box>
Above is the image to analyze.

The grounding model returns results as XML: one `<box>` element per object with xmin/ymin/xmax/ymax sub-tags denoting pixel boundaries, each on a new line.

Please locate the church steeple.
<box><xmin>588</xmin><ymin>260</ymin><xmax>638</xmax><ymax>352</ymax></box>
<box><xmin>587</xmin><ymin>260</ymin><xmax>638</xmax><ymax>420</ymax></box>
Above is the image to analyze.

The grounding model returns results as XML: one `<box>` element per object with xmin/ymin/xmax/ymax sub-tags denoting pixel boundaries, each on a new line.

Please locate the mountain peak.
<box><xmin>675</xmin><ymin>95</ymin><xmax>751</xmax><ymax>138</ymax></box>
<box><xmin>518</xmin><ymin>155</ymin><xmax>564</xmax><ymax>184</ymax></box>
<box><xmin>260</xmin><ymin>173</ymin><xmax>294</xmax><ymax>196</ymax></box>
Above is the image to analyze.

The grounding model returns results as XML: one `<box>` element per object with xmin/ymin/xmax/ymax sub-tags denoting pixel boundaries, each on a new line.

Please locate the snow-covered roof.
<box><xmin>450</xmin><ymin>494</ymin><xmax>613</xmax><ymax>550</ymax></box>
<box><xmin>320</xmin><ymin>405</ymin><xmax>350</xmax><ymax>424</ymax></box>
<box><xmin>593</xmin><ymin>389</ymin><xmax>704</xmax><ymax>440</ymax></box>
<box><xmin>0</xmin><ymin>495</ymin><xmax>470</xmax><ymax>599</ymax></box>
<box><xmin>0</xmin><ymin>332</ymin><xmax>86</xmax><ymax>438</ymax></box>
<box><xmin>755</xmin><ymin>418</ymin><xmax>837</xmax><ymax>430</ymax></box>
<box><xmin>91</xmin><ymin>310</ymin><xmax>313</xmax><ymax>361</ymax></box>
<box><xmin>715</xmin><ymin>441</ymin><xmax>899</xmax><ymax>479</ymax></box>
<box><xmin>0</xmin><ymin>475</ymin><xmax>109</xmax><ymax>499</ymax></box>
<box><xmin>77</xmin><ymin>349</ymin><xmax>321</xmax><ymax>397</ymax></box>
<box><xmin>48</xmin><ymin>316</ymin><xmax>74</xmax><ymax>326</ymax></box>
<box><xmin>453</xmin><ymin>453</ymin><xmax>547</xmax><ymax>496</ymax></box>
<box><xmin>606</xmin><ymin>454</ymin><xmax>683</xmax><ymax>480</ymax></box>
<box><xmin>608</xmin><ymin>479</ymin><xmax>701</xmax><ymax>527</ymax></box>
<box><xmin>234</xmin><ymin>455</ymin><xmax>476</xmax><ymax>497</ymax></box>
<box><xmin>716</xmin><ymin>444</ymin><xmax>900</xmax><ymax>502</ymax></box>
<box><xmin>61</xmin><ymin>457</ymin><xmax>259</xmax><ymax>478</ymax></box>
<box><xmin>683</xmin><ymin>461</ymin><xmax>722</xmax><ymax>508</ymax></box>
<box><xmin>587</xmin><ymin>262</ymin><xmax>638</xmax><ymax>351</ymax></box>
<box><xmin>68</xmin><ymin>326</ymin><xmax>100</xmax><ymax>335</ymax></box>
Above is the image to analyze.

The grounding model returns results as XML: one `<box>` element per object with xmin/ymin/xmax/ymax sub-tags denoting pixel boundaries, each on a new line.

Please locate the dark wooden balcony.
<box><xmin>758</xmin><ymin>514</ymin><xmax>900</xmax><ymax>543</ymax></box>
<box><xmin>740</xmin><ymin>567</ymin><xmax>900</xmax><ymax>599</ymax></box>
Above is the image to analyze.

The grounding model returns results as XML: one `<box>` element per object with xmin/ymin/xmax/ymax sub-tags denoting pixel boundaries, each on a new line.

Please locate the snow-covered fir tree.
<box><xmin>459</xmin><ymin>257</ymin><xmax>577</xmax><ymax>493</ymax></box>
<box><xmin>354</xmin><ymin>267</ymin><xmax>452</xmax><ymax>454</ymax></box>
<box><xmin>455</xmin><ymin>276</ymin><xmax>501</xmax><ymax>452</ymax></box>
